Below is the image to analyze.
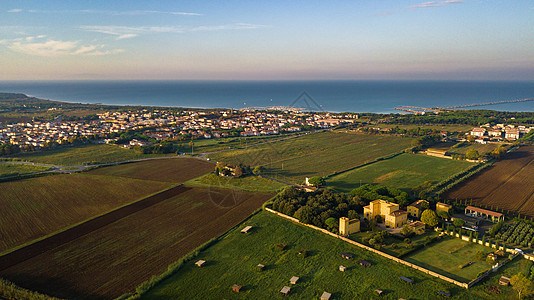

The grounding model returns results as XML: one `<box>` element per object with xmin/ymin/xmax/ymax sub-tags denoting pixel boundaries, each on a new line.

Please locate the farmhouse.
<box><xmin>465</xmin><ymin>206</ymin><xmax>504</xmax><ymax>222</ymax></box>
<box><xmin>436</xmin><ymin>202</ymin><xmax>452</xmax><ymax>214</ymax></box>
<box><xmin>408</xmin><ymin>221</ymin><xmax>426</xmax><ymax>235</ymax></box>
<box><xmin>407</xmin><ymin>200</ymin><xmax>428</xmax><ymax>218</ymax></box>
<box><xmin>339</xmin><ymin>217</ymin><xmax>360</xmax><ymax>235</ymax></box>
<box><xmin>290</xmin><ymin>276</ymin><xmax>299</xmax><ymax>285</ymax></box>
<box><xmin>505</xmin><ymin>128</ymin><xmax>520</xmax><ymax>140</ymax></box>
<box><xmin>321</xmin><ymin>291</ymin><xmax>332</xmax><ymax>300</ymax></box>
<box><xmin>195</xmin><ymin>260</ymin><xmax>206</xmax><ymax>267</ymax></box>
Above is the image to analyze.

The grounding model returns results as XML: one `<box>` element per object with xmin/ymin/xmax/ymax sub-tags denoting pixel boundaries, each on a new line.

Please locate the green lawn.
<box><xmin>404</xmin><ymin>237</ymin><xmax>494</xmax><ymax>283</ymax></box>
<box><xmin>140</xmin><ymin>211</ymin><xmax>502</xmax><ymax>300</ymax></box>
<box><xmin>327</xmin><ymin>153</ymin><xmax>474</xmax><ymax>192</ymax></box>
<box><xmin>348</xmin><ymin>230</ymin><xmax>440</xmax><ymax>258</ymax></box>
<box><xmin>4</xmin><ymin>144</ymin><xmax>170</xmax><ymax>165</ymax></box>
<box><xmin>207</xmin><ymin>132</ymin><xmax>414</xmax><ymax>184</ymax></box>
<box><xmin>186</xmin><ymin>173</ymin><xmax>286</xmax><ymax>193</ymax></box>
<box><xmin>0</xmin><ymin>163</ymin><xmax>51</xmax><ymax>177</ymax></box>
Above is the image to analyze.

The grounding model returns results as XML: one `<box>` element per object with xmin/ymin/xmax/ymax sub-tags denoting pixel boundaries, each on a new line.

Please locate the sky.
<box><xmin>0</xmin><ymin>0</ymin><xmax>533</xmax><ymax>80</ymax></box>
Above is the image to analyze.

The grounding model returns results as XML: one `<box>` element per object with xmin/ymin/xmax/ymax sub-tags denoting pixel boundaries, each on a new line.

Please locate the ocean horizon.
<box><xmin>2</xmin><ymin>80</ymin><xmax>534</xmax><ymax>113</ymax></box>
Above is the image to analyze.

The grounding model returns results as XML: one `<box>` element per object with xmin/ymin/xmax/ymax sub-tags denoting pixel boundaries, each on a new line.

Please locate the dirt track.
<box><xmin>0</xmin><ymin>185</ymin><xmax>189</xmax><ymax>271</ymax></box>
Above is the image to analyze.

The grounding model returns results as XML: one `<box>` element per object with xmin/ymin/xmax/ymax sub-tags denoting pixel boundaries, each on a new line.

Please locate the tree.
<box><xmin>437</xmin><ymin>210</ymin><xmax>449</xmax><ymax>220</ymax></box>
<box><xmin>400</xmin><ymin>224</ymin><xmax>412</xmax><ymax>237</ymax></box>
<box><xmin>420</xmin><ymin>200</ymin><xmax>430</xmax><ymax>211</ymax></box>
<box><xmin>510</xmin><ymin>273</ymin><xmax>534</xmax><ymax>299</ymax></box>
<box><xmin>308</xmin><ymin>176</ymin><xmax>325</xmax><ymax>187</ymax></box>
<box><xmin>294</xmin><ymin>206</ymin><xmax>314</xmax><ymax>224</ymax></box>
<box><xmin>421</xmin><ymin>209</ymin><xmax>439</xmax><ymax>227</ymax></box>
<box><xmin>252</xmin><ymin>165</ymin><xmax>265</xmax><ymax>175</ymax></box>
<box><xmin>325</xmin><ymin>217</ymin><xmax>338</xmax><ymax>232</ymax></box>
<box><xmin>466</xmin><ymin>149</ymin><xmax>480</xmax><ymax>160</ymax></box>
<box><xmin>453</xmin><ymin>218</ymin><xmax>465</xmax><ymax>228</ymax></box>
<box><xmin>234</xmin><ymin>166</ymin><xmax>243</xmax><ymax>177</ymax></box>
<box><xmin>467</xmin><ymin>135</ymin><xmax>475</xmax><ymax>143</ymax></box>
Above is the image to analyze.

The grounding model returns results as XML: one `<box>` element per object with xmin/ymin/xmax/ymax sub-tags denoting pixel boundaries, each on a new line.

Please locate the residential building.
<box><xmin>408</xmin><ymin>221</ymin><xmax>426</xmax><ymax>235</ymax></box>
<box><xmin>407</xmin><ymin>200</ymin><xmax>428</xmax><ymax>218</ymax></box>
<box><xmin>385</xmin><ymin>211</ymin><xmax>408</xmax><ymax>228</ymax></box>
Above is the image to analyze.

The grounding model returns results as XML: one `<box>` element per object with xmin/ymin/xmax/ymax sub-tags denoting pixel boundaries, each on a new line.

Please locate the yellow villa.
<box><xmin>407</xmin><ymin>200</ymin><xmax>429</xmax><ymax>218</ymax></box>
<box><xmin>364</xmin><ymin>199</ymin><xmax>408</xmax><ymax>228</ymax></box>
<box><xmin>408</xmin><ymin>221</ymin><xmax>426</xmax><ymax>235</ymax></box>
<box><xmin>436</xmin><ymin>202</ymin><xmax>452</xmax><ymax>214</ymax></box>
<box><xmin>339</xmin><ymin>217</ymin><xmax>360</xmax><ymax>235</ymax></box>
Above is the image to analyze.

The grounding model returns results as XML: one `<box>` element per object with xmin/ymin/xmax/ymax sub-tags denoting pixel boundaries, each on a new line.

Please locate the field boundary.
<box><xmin>264</xmin><ymin>207</ymin><xmax>471</xmax><ymax>289</ymax></box>
<box><xmin>0</xmin><ymin>184</ymin><xmax>190</xmax><ymax>271</ymax></box>
<box><xmin>323</xmin><ymin>151</ymin><xmax>405</xmax><ymax>180</ymax></box>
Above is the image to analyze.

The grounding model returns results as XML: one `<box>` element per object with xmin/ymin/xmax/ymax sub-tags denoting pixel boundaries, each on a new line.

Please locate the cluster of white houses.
<box><xmin>469</xmin><ymin>124</ymin><xmax>533</xmax><ymax>142</ymax></box>
<box><xmin>1</xmin><ymin>108</ymin><xmax>358</xmax><ymax>148</ymax></box>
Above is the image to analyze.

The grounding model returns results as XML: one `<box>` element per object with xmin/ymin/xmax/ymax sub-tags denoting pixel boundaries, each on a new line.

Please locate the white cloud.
<box><xmin>117</xmin><ymin>33</ymin><xmax>138</xmax><ymax>40</ymax></box>
<box><xmin>4</xmin><ymin>36</ymin><xmax>124</xmax><ymax>57</ymax></box>
<box><xmin>8</xmin><ymin>9</ymin><xmax>23</xmax><ymax>13</ymax></box>
<box><xmin>18</xmin><ymin>9</ymin><xmax>202</xmax><ymax>16</ymax></box>
<box><xmin>80</xmin><ymin>23</ymin><xmax>271</xmax><ymax>38</ymax></box>
<box><xmin>410</xmin><ymin>0</ymin><xmax>464</xmax><ymax>9</ymax></box>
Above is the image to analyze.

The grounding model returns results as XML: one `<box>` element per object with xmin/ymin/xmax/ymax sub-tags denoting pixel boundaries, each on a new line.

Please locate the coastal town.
<box><xmin>0</xmin><ymin>108</ymin><xmax>358</xmax><ymax>151</ymax></box>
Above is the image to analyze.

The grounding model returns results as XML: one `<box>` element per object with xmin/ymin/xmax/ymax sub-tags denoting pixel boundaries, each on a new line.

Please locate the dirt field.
<box><xmin>0</xmin><ymin>187</ymin><xmax>274</xmax><ymax>299</ymax></box>
<box><xmin>0</xmin><ymin>174</ymin><xmax>172</xmax><ymax>253</ymax></box>
<box><xmin>445</xmin><ymin>146</ymin><xmax>534</xmax><ymax>216</ymax></box>
<box><xmin>87</xmin><ymin>157</ymin><xmax>214</xmax><ymax>183</ymax></box>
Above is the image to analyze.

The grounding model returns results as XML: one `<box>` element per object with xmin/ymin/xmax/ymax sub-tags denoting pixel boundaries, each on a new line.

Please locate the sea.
<box><xmin>1</xmin><ymin>80</ymin><xmax>534</xmax><ymax>113</ymax></box>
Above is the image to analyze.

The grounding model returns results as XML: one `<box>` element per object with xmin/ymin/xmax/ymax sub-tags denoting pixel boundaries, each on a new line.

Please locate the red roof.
<box><xmin>389</xmin><ymin>210</ymin><xmax>408</xmax><ymax>217</ymax></box>
<box><xmin>465</xmin><ymin>206</ymin><xmax>503</xmax><ymax>218</ymax></box>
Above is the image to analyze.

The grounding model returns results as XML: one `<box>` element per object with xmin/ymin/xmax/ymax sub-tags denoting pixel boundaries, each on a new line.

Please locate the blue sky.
<box><xmin>1</xmin><ymin>0</ymin><xmax>533</xmax><ymax>80</ymax></box>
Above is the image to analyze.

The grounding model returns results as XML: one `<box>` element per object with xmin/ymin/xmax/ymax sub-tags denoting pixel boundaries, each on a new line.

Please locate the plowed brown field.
<box><xmin>0</xmin><ymin>187</ymin><xmax>273</xmax><ymax>299</ymax></box>
<box><xmin>87</xmin><ymin>157</ymin><xmax>214</xmax><ymax>183</ymax></box>
<box><xmin>445</xmin><ymin>146</ymin><xmax>534</xmax><ymax>216</ymax></box>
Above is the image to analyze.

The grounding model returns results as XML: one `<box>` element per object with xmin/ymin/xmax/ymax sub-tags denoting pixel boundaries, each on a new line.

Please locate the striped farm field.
<box><xmin>446</xmin><ymin>146</ymin><xmax>534</xmax><ymax>217</ymax></box>
<box><xmin>5</xmin><ymin>144</ymin><xmax>168</xmax><ymax>166</ymax></box>
<box><xmin>207</xmin><ymin>131</ymin><xmax>414</xmax><ymax>184</ymax></box>
<box><xmin>0</xmin><ymin>187</ymin><xmax>274</xmax><ymax>300</ymax></box>
<box><xmin>0</xmin><ymin>163</ymin><xmax>51</xmax><ymax>177</ymax></box>
<box><xmin>0</xmin><ymin>174</ymin><xmax>172</xmax><ymax>253</ymax></box>
<box><xmin>87</xmin><ymin>157</ymin><xmax>214</xmax><ymax>183</ymax></box>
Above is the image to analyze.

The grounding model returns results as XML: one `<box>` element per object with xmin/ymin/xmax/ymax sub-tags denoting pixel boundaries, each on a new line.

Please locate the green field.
<box><xmin>0</xmin><ymin>174</ymin><xmax>172</xmax><ymax>253</ymax></box>
<box><xmin>140</xmin><ymin>211</ymin><xmax>509</xmax><ymax>300</ymax></box>
<box><xmin>327</xmin><ymin>153</ymin><xmax>474</xmax><ymax>192</ymax></box>
<box><xmin>207</xmin><ymin>132</ymin><xmax>413</xmax><ymax>184</ymax></box>
<box><xmin>447</xmin><ymin>143</ymin><xmax>501</xmax><ymax>156</ymax></box>
<box><xmin>4</xmin><ymin>144</ymin><xmax>169</xmax><ymax>166</ymax></box>
<box><xmin>187</xmin><ymin>173</ymin><xmax>287</xmax><ymax>193</ymax></box>
<box><xmin>0</xmin><ymin>163</ymin><xmax>51</xmax><ymax>177</ymax></box>
<box><xmin>404</xmin><ymin>237</ymin><xmax>494</xmax><ymax>283</ymax></box>
<box><xmin>187</xmin><ymin>134</ymin><xmax>300</xmax><ymax>154</ymax></box>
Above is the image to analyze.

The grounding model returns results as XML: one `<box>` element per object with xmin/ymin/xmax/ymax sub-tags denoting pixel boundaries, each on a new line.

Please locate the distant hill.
<box><xmin>0</xmin><ymin>93</ymin><xmax>28</xmax><ymax>100</ymax></box>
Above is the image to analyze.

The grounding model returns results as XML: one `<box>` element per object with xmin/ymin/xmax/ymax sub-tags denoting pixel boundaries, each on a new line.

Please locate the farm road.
<box><xmin>0</xmin><ymin>184</ymin><xmax>190</xmax><ymax>271</ymax></box>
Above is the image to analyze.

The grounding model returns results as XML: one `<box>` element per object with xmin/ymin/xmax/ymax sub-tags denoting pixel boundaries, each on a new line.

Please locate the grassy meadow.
<box><xmin>187</xmin><ymin>173</ymin><xmax>286</xmax><ymax>193</ymax></box>
<box><xmin>5</xmin><ymin>144</ymin><xmax>169</xmax><ymax>165</ymax></box>
<box><xmin>0</xmin><ymin>163</ymin><xmax>52</xmax><ymax>177</ymax></box>
<box><xmin>0</xmin><ymin>174</ymin><xmax>172</xmax><ymax>253</ymax></box>
<box><xmin>141</xmin><ymin>211</ymin><xmax>509</xmax><ymax>300</ymax></box>
<box><xmin>207</xmin><ymin>132</ymin><xmax>413</xmax><ymax>184</ymax></box>
<box><xmin>404</xmin><ymin>237</ymin><xmax>495</xmax><ymax>283</ymax></box>
<box><xmin>327</xmin><ymin>153</ymin><xmax>474</xmax><ymax>192</ymax></box>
